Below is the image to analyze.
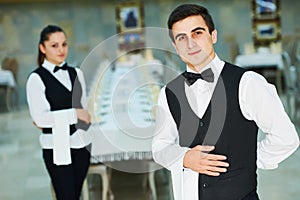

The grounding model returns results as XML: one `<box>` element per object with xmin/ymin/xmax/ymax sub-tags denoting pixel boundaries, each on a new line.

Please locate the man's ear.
<box><xmin>211</xmin><ymin>29</ymin><xmax>217</xmax><ymax>44</ymax></box>
<box><xmin>172</xmin><ymin>42</ymin><xmax>179</xmax><ymax>54</ymax></box>
<box><xmin>39</xmin><ymin>44</ymin><xmax>46</xmax><ymax>54</ymax></box>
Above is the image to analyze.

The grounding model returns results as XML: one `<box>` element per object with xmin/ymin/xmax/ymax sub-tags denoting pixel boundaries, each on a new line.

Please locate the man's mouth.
<box><xmin>188</xmin><ymin>49</ymin><xmax>201</xmax><ymax>56</ymax></box>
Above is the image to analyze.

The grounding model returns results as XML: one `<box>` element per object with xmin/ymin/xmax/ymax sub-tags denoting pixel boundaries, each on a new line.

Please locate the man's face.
<box><xmin>171</xmin><ymin>15</ymin><xmax>217</xmax><ymax>71</ymax></box>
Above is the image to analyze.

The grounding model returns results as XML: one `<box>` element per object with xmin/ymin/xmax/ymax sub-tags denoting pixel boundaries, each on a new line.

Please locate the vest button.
<box><xmin>200</xmin><ymin>122</ymin><xmax>204</xmax><ymax>126</ymax></box>
<box><xmin>203</xmin><ymin>183</ymin><xmax>208</xmax><ymax>188</ymax></box>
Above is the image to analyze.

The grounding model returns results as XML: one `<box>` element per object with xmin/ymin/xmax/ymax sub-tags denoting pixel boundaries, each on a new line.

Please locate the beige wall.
<box><xmin>0</xmin><ymin>0</ymin><xmax>299</xmax><ymax>105</ymax></box>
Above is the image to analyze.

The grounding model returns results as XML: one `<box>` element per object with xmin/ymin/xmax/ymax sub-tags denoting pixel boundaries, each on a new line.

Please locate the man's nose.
<box><xmin>187</xmin><ymin>37</ymin><xmax>196</xmax><ymax>48</ymax></box>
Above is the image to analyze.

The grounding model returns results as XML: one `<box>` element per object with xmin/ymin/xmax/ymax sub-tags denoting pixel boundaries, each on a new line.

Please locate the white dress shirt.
<box><xmin>152</xmin><ymin>54</ymin><xmax>299</xmax><ymax>171</ymax></box>
<box><xmin>26</xmin><ymin>59</ymin><xmax>91</xmax><ymax>150</ymax></box>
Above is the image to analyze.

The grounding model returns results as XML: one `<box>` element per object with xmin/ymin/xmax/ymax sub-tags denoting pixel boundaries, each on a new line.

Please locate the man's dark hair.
<box><xmin>167</xmin><ymin>4</ymin><xmax>215</xmax><ymax>42</ymax></box>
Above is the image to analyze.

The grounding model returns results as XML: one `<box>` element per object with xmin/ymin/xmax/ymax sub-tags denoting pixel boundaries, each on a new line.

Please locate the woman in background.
<box><xmin>26</xmin><ymin>24</ymin><xmax>91</xmax><ymax>200</ymax></box>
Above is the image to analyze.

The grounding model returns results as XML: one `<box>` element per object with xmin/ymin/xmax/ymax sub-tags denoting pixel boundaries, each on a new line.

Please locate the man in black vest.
<box><xmin>152</xmin><ymin>4</ymin><xmax>299</xmax><ymax>200</ymax></box>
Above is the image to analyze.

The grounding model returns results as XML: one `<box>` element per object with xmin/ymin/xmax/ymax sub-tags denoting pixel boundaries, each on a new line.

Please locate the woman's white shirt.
<box><xmin>26</xmin><ymin>59</ymin><xmax>91</xmax><ymax>149</ymax></box>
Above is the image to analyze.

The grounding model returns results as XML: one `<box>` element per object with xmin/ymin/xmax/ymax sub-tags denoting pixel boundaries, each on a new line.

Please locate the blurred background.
<box><xmin>0</xmin><ymin>0</ymin><xmax>299</xmax><ymax>199</ymax></box>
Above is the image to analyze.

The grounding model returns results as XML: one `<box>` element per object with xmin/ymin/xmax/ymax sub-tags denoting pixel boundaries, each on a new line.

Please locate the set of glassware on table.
<box><xmin>243</xmin><ymin>41</ymin><xmax>282</xmax><ymax>55</ymax></box>
<box><xmin>87</xmin><ymin>55</ymin><xmax>161</xmax><ymax>163</ymax></box>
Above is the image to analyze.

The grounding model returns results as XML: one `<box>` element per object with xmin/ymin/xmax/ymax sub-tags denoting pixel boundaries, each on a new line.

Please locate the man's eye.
<box><xmin>194</xmin><ymin>31</ymin><xmax>202</xmax><ymax>35</ymax></box>
<box><xmin>178</xmin><ymin>35</ymin><xmax>186</xmax><ymax>41</ymax></box>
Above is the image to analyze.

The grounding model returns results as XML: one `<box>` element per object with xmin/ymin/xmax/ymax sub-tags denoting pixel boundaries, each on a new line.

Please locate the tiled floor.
<box><xmin>0</xmin><ymin>106</ymin><xmax>299</xmax><ymax>200</ymax></box>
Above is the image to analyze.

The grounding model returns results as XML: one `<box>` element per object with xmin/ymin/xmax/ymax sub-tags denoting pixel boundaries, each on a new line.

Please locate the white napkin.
<box><xmin>52</xmin><ymin>111</ymin><xmax>71</xmax><ymax>165</ymax></box>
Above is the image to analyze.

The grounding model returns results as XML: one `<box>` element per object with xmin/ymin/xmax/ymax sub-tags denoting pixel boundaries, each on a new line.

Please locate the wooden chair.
<box><xmin>82</xmin><ymin>164</ymin><xmax>114</xmax><ymax>200</ymax></box>
<box><xmin>1</xmin><ymin>57</ymin><xmax>19</xmax><ymax>110</ymax></box>
<box><xmin>281</xmin><ymin>51</ymin><xmax>300</xmax><ymax>120</ymax></box>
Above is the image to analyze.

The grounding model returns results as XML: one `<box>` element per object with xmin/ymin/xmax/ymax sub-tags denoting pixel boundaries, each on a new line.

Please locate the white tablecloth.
<box><xmin>0</xmin><ymin>70</ymin><xmax>15</xmax><ymax>87</ymax></box>
<box><xmin>234</xmin><ymin>52</ymin><xmax>283</xmax><ymax>69</ymax></box>
<box><xmin>88</xmin><ymin>59</ymin><xmax>162</xmax><ymax>164</ymax></box>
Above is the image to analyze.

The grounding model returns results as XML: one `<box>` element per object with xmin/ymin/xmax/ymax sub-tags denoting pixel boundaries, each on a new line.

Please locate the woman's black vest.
<box><xmin>33</xmin><ymin>66</ymin><xmax>89</xmax><ymax>135</ymax></box>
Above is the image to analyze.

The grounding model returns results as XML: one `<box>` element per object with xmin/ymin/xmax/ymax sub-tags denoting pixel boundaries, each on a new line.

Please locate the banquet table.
<box><xmin>87</xmin><ymin>58</ymin><xmax>164</xmax><ymax>199</ymax></box>
<box><xmin>234</xmin><ymin>51</ymin><xmax>283</xmax><ymax>94</ymax></box>
<box><xmin>0</xmin><ymin>69</ymin><xmax>16</xmax><ymax>111</ymax></box>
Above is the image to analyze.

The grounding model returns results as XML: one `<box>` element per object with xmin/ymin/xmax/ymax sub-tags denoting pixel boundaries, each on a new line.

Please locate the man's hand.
<box><xmin>75</xmin><ymin>109</ymin><xmax>91</xmax><ymax>124</ymax></box>
<box><xmin>183</xmin><ymin>145</ymin><xmax>229</xmax><ymax>176</ymax></box>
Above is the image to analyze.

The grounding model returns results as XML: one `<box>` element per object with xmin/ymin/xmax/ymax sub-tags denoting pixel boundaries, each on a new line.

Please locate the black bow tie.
<box><xmin>53</xmin><ymin>63</ymin><xmax>68</xmax><ymax>73</ymax></box>
<box><xmin>182</xmin><ymin>68</ymin><xmax>214</xmax><ymax>85</ymax></box>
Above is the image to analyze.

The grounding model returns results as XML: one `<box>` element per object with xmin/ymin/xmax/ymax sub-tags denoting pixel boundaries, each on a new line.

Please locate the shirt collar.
<box><xmin>42</xmin><ymin>59</ymin><xmax>66</xmax><ymax>73</ymax></box>
<box><xmin>186</xmin><ymin>54</ymin><xmax>225</xmax><ymax>82</ymax></box>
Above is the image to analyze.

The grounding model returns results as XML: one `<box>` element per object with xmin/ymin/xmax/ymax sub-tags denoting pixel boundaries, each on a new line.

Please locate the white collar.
<box><xmin>185</xmin><ymin>54</ymin><xmax>225</xmax><ymax>88</ymax></box>
<box><xmin>42</xmin><ymin>59</ymin><xmax>66</xmax><ymax>73</ymax></box>
<box><xmin>186</xmin><ymin>54</ymin><xmax>224</xmax><ymax>76</ymax></box>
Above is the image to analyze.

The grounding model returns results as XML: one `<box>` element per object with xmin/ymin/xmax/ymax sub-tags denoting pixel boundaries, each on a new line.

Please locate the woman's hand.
<box><xmin>32</xmin><ymin>121</ymin><xmax>42</xmax><ymax>130</ymax></box>
<box><xmin>75</xmin><ymin>109</ymin><xmax>91</xmax><ymax>124</ymax></box>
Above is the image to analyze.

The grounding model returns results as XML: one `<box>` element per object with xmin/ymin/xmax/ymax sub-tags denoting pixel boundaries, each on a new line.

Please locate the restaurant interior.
<box><xmin>0</xmin><ymin>0</ymin><xmax>299</xmax><ymax>199</ymax></box>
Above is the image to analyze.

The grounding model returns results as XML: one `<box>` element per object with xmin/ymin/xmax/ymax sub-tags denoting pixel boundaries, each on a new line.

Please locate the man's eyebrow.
<box><xmin>191</xmin><ymin>27</ymin><xmax>205</xmax><ymax>33</ymax></box>
<box><xmin>174</xmin><ymin>27</ymin><xmax>206</xmax><ymax>40</ymax></box>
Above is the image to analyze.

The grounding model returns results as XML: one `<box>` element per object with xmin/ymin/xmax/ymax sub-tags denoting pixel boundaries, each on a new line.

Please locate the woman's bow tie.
<box><xmin>53</xmin><ymin>63</ymin><xmax>68</xmax><ymax>73</ymax></box>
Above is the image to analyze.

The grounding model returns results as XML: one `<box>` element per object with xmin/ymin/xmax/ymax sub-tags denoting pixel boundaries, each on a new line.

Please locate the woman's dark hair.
<box><xmin>167</xmin><ymin>4</ymin><xmax>215</xmax><ymax>42</ymax></box>
<box><xmin>37</xmin><ymin>25</ymin><xmax>65</xmax><ymax>66</ymax></box>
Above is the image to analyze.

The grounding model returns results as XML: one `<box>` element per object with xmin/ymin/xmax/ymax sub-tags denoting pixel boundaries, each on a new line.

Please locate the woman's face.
<box><xmin>39</xmin><ymin>31</ymin><xmax>68</xmax><ymax>65</ymax></box>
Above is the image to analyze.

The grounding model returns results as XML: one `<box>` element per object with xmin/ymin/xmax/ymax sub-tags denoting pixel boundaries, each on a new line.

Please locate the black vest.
<box><xmin>166</xmin><ymin>63</ymin><xmax>258</xmax><ymax>200</ymax></box>
<box><xmin>33</xmin><ymin>66</ymin><xmax>89</xmax><ymax>135</ymax></box>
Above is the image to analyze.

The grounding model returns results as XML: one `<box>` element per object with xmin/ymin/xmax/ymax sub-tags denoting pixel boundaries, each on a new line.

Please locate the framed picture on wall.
<box><xmin>116</xmin><ymin>3</ymin><xmax>144</xmax><ymax>33</ymax></box>
<box><xmin>252</xmin><ymin>0</ymin><xmax>280</xmax><ymax>19</ymax></box>
<box><xmin>253</xmin><ymin>19</ymin><xmax>280</xmax><ymax>46</ymax></box>
<box><xmin>116</xmin><ymin>3</ymin><xmax>145</xmax><ymax>51</ymax></box>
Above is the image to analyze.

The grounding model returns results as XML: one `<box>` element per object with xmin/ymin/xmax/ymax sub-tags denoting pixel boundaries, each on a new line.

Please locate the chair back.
<box><xmin>2</xmin><ymin>57</ymin><xmax>18</xmax><ymax>83</ymax></box>
<box><xmin>282</xmin><ymin>51</ymin><xmax>296</xmax><ymax>90</ymax></box>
